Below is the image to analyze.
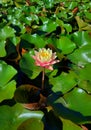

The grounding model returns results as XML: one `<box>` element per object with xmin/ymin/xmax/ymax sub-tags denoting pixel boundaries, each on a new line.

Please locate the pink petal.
<box><xmin>45</xmin><ymin>65</ymin><xmax>53</xmax><ymax>70</ymax></box>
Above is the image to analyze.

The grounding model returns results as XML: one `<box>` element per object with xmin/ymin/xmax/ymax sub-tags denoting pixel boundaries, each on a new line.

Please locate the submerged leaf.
<box><xmin>14</xmin><ymin>84</ymin><xmax>46</xmax><ymax>110</ymax></box>
<box><xmin>14</xmin><ymin>84</ymin><xmax>41</xmax><ymax>103</ymax></box>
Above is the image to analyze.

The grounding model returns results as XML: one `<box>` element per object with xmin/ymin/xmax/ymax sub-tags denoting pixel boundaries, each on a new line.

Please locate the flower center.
<box><xmin>40</xmin><ymin>52</ymin><xmax>49</xmax><ymax>58</ymax></box>
<box><xmin>38</xmin><ymin>49</ymin><xmax>52</xmax><ymax>62</ymax></box>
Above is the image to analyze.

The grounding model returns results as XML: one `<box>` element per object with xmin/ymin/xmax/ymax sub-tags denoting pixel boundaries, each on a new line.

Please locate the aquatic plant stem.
<box><xmin>42</xmin><ymin>67</ymin><xmax>45</xmax><ymax>90</ymax></box>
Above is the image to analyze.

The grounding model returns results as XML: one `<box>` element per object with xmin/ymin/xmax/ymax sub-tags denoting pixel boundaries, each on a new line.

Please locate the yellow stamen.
<box><xmin>40</xmin><ymin>52</ymin><xmax>49</xmax><ymax>57</ymax></box>
<box><xmin>38</xmin><ymin>48</ymin><xmax>52</xmax><ymax>62</ymax></box>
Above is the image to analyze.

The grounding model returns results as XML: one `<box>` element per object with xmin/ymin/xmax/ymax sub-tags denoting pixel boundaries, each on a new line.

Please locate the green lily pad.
<box><xmin>78</xmin><ymin>80</ymin><xmax>91</xmax><ymax>94</ymax></box>
<box><xmin>21</xmin><ymin>34</ymin><xmax>46</xmax><ymax>48</ymax></box>
<box><xmin>63</xmin><ymin>23</ymin><xmax>72</xmax><ymax>33</ymax></box>
<box><xmin>0</xmin><ymin>40</ymin><xmax>6</xmax><ymax>57</ymax></box>
<box><xmin>0</xmin><ymin>104</ymin><xmax>44</xmax><ymax>130</ymax></box>
<box><xmin>40</xmin><ymin>19</ymin><xmax>58</xmax><ymax>33</ymax></box>
<box><xmin>57</xmin><ymin>36</ymin><xmax>76</xmax><ymax>54</ymax></box>
<box><xmin>17</xmin><ymin>118</ymin><xmax>44</xmax><ymax>130</ymax></box>
<box><xmin>19</xmin><ymin>52</ymin><xmax>41</xmax><ymax>79</ymax></box>
<box><xmin>85</xmin><ymin>11</ymin><xmax>91</xmax><ymax>20</ymax></box>
<box><xmin>48</xmin><ymin>95</ymin><xmax>88</xmax><ymax>124</ymax></box>
<box><xmin>0</xmin><ymin>26</ymin><xmax>15</xmax><ymax>40</ymax></box>
<box><xmin>49</xmin><ymin>71</ymin><xmax>77</xmax><ymax>94</ymax></box>
<box><xmin>79</xmin><ymin>63</ymin><xmax>91</xmax><ymax>81</ymax></box>
<box><xmin>0</xmin><ymin>60</ymin><xmax>17</xmax><ymax>102</ymax></box>
<box><xmin>0</xmin><ymin>60</ymin><xmax>17</xmax><ymax>86</ymax></box>
<box><xmin>61</xmin><ymin>118</ymin><xmax>83</xmax><ymax>130</ymax></box>
<box><xmin>0</xmin><ymin>80</ymin><xmax>16</xmax><ymax>102</ymax></box>
<box><xmin>68</xmin><ymin>45</ymin><xmax>91</xmax><ymax>66</ymax></box>
<box><xmin>64</xmin><ymin>87</ymin><xmax>91</xmax><ymax>116</ymax></box>
<box><xmin>70</xmin><ymin>31</ymin><xmax>91</xmax><ymax>47</ymax></box>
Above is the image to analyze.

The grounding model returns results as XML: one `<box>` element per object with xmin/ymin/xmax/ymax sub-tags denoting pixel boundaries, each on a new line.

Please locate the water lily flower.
<box><xmin>32</xmin><ymin>48</ymin><xmax>60</xmax><ymax>70</ymax></box>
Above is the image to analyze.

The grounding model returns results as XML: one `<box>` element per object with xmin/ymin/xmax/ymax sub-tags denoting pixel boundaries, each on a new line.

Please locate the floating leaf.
<box><xmin>49</xmin><ymin>71</ymin><xmax>77</xmax><ymax>94</ymax></box>
<box><xmin>0</xmin><ymin>26</ymin><xmax>15</xmax><ymax>40</ymax></box>
<box><xmin>19</xmin><ymin>52</ymin><xmax>41</xmax><ymax>79</ymax></box>
<box><xmin>68</xmin><ymin>1</ymin><xmax>78</xmax><ymax>10</ymax></box>
<box><xmin>68</xmin><ymin>45</ymin><xmax>91</xmax><ymax>66</ymax></box>
<box><xmin>78</xmin><ymin>80</ymin><xmax>91</xmax><ymax>94</ymax></box>
<box><xmin>61</xmin><ymin>118</ymin><xmax>83</xmax><ymax>130</ymax></box>
<box><xmin>0</xmin><ymin>104</ymin><xmax>44</xmax><ymax>130</ymax></box>
<box><xmin>0</xmin><ymin>40</ymin><xmax>6</xmax><ymax>57</ymax></box>
<box><xmin>63</xmin><ymin>24</ymin><xmax>72</xmax><ymax>33</ymax></box>
<box><xmin>85</xmin><ymin>11</ymin><xmax>91</xmax><ymax>20</ymax></box>
<box><xmin>0</xmin><ymin>80</ymin><xmax>16</xmax><ymax>102</ymax></box>
<box><xmin>10</xmin><ymin>36</ymin><xmax>20</xmax><ymax>46</ymax></box>
<box><xmin>70</xmin><ymin>31</ymin><xmax>91</xmax><ymax>47</ymax></box>
<box><xmin>17</xmin><ymin>118</ymin><xmax>44</xmax><ymax>130</ymax></box>
<box><xmin>57</xmin><ymin>36</ymin><xmax>76</xmax><ymax>54</ymax></box>
<box><xmin>79</xmin><ymin>63</ymin><xmax>91</xmax><ymax>81</ymax></box>
<box><xmin>40</xmin><ymin>20</ymin><xmax>58</xmax><ymax>33</ymax></box>
<box><xmin>64</xmin><ymin>87</ymin><xmax>91</xmax><ymax>116</ymax></box>
<box><xmin>0</xmin><ymin>60</ymin><xmax>17</xmax><ymax>102</ymax></box>
<box><xmin>0</xmin><ymin>60</ymin><xmax>17</xmax><ymax>86</ymax></box>
<box><xmin>21</xmin><ymin>34</ymin><xmax>46</xmax><ymax>48</ymax></box>
<box><xmin>48</xmin><ymin>95</ymin><xmax>87</xmax><ymax>124</ymax></box>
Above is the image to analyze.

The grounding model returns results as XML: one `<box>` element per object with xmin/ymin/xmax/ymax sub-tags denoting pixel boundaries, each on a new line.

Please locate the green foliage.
<box><xmin>0</xmin><ymin>104</ymin><xmax>44</xmax><ymax>130</ymax></box>
<box><xmin>49</xmin><ymin>71</ymin><xmax>77</xmax><ymax>94</ymax></box>
<box><xmin>56</xmin><ymin>36</ymin><xmax>76</xmax><ymax>54</ymax></box>
<box><xmin>0</xmin><ymin>61</ymin><xmax>17</xmax><ymax>102</ymax></box>
<box><xmin>0</xmin><ymin>0</ymin><xmax>91</xmax><ymax>130</ymax></box>
<box><xmin>19</xmin><ymin>52</ymin><xmax>41</xmax><ymax>79</ymax></box>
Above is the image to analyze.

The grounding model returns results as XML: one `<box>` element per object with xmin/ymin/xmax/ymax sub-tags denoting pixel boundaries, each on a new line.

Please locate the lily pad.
<box><xmin>70</xmin><ymin>31</ymin><xmax>91</xmax><ymax>47</ymax></box>
<box><xmin>0</xmin><ymin>60</ymin><xmax>17</xmax><ymax>102</ymax></box>
<box><xmin>57</xmin><ymin>36</ymin><xmax>76</xmax><ymax>54</ymax></box>
<box><xmin>21</xmin><ymin>34</ymin><xmax>46</xmax><ymax>48</ymax></box>
<box><xmin>0</xmin><ymin>104</ymin><xmax>44</xmax><ymax>130</ymax></box>
<box><xmin>0</xmin><ymin>80</ymin><xmax>16</xmax><ymax>102</ymax></box>
<box><xmin>64</xmin><ymin>87</ymin><xmax>91</xmax><ymax>116</ymax></box>
<box><xmin>68</xmin><ymin>45</ymin><xmax>91</xmax><ymax>66</ymax></box>
<box><xmin>0</xmin><ymin>26</ymin><xmax>15</xmax><ymax>40</ymax></box>
<box><xmin>17</xmin><ymin>118</ymin><xmax>44</xmax><ymax>130</ymax></box>
<box><xmin>19</xmin><ymin>52</ymin><xmax>41</xmax><ymax>79</ymax></box>
<box><xmin>0</xmin><ymin>60</ymin><xmax>17</xmax><ymax>86</ymax></box>
<box><xmin>0</xmin><ymin>40</ymin><xmax>6</xmax><ymax>57</ymax></box>
<box><xmin>49</xmin><ymin>71</ymin><xmax>77</xmax><ymax>94</ymax></box>
<box><xmin>61</xmin><ymin>118</ymin><xmax>83</xmax><ymax>130</ymax></box>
